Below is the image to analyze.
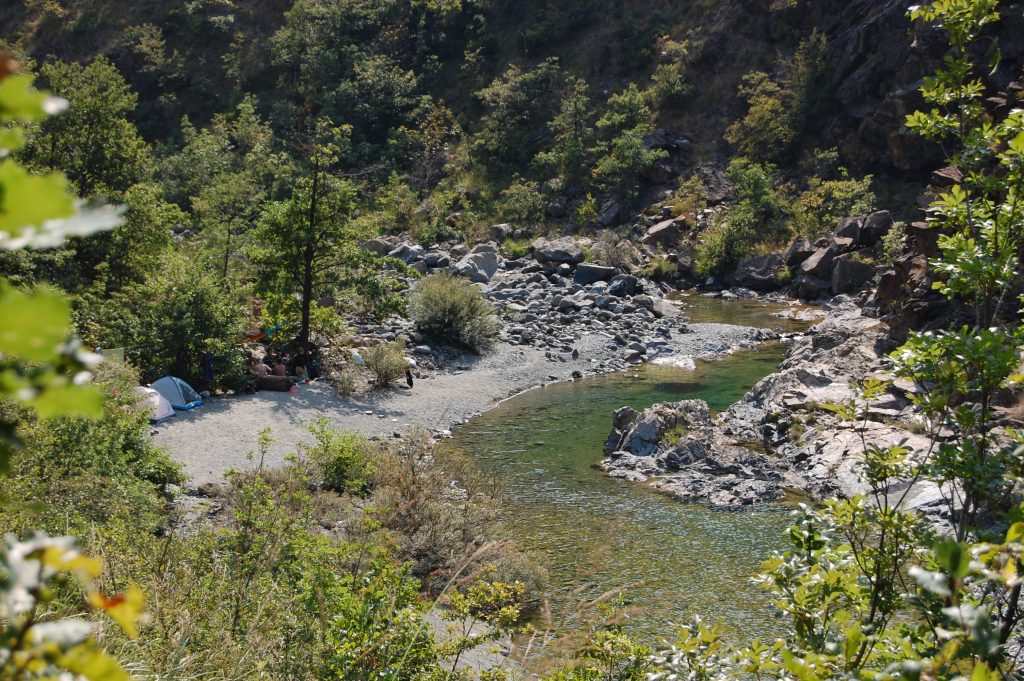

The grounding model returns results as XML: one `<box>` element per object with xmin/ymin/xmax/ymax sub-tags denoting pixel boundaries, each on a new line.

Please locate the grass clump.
<box><xmin>364</xmin><ymin>340</ymin><xmax>408</xmax><ymax>388</ymax></box>
<box><xmin>408</xmin><ymin>273</ymin><xmax>499</xmax><ymax>352</ymax></box>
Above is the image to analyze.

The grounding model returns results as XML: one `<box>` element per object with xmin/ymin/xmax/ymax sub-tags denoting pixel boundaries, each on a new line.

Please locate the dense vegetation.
<box><xmin>3</xmin><ymin>0</ymin><xmax>1024</xmax><ymax>680</ymax></box>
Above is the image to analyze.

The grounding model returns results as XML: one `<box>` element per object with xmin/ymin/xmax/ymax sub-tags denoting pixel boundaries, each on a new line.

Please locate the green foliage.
<box><xmin>497</xmin><ymin>176</ymin><xmax>544</xmax><ymax>225</ymax></box>
<box><xmin>0</xmin><ymin>61</ymin><xmax>139</xmax><ymax>681</ymax></box>
<box><xmin>724</xmin><ymin>33</ymin><xmax>826</xmax><ymax>163</ymax></box>
<box><xmin>592</xmin><ymin>84</ymin><xmax>667</xmax><ymax>201</ymax></box>
<box><xmin>533</xmin><ymin>76</ymin><xmax>595</xmax><ymax>185</ymax></box>
<box><xmin>790</xmin><ymin>169</ymin><xmax>875</xmax><ymax>238</ymax></box>
<box><xmin>648</xmin><ymin>35</ymin><xmax>691</xmax><ymax>108</ymax></box>
<box><xmin>305</xmin><ymin>416</ymin><xmax>376</xmax><ymax>496</ymax></box>
<box><xmin>364</xmin><ymin>340</ymin><xmax>409</xmax><ymax>388</ymax></box>
<box><xmin>408</xmin><ymin>272</ymin><xmax>499</xmax><ymax>351</ymax></box>
<box><xmin>573</xmin><ymin>193</ymin><xmax>599</xmax><ymax>228</ymax></box>
<box><xmin>21</xmin><ymin>57</ymin><xmax>153</xmax><ymax>197</ymax></box>
<box><xmin>694</xmin><ymin>160</ymin><xmax>788</xmax><ymax>277</ymax></box>
<box><xmin>474</xmin><ymin>58</ymin><xmax>564</xmax><ymax>169</ymax></box>
<box><xmin>78</xmin><ymin>251</ymin><xmax>246</xmax><ymax>385</ymax></box>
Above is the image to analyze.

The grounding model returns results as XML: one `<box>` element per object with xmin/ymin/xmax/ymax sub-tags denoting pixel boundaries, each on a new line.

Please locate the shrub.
<box><xmin>363</xmin><ymin>340</ymin><xmax>408</xmax><ymax>388</ymax></box>
<box><xmin>882</xmin><ymin>220</ymin><xmax>907</xmax><ymax>262</ymax></box>
<box><xmin>790</xmin><ymin>172</ymin><xmax>875</xmax><ymax>239</ymax></box>
<box><xmin>304</xmin><ymin>417</ymin><xmax>375</xmax><ymax>496</ymax></box>
<box><xmin>408</xmin><ymin>273</ymin><xmax>499</xmax><ymax>351</ymax></box>
<box><xmin>694</xmin><ymin>207</ymin><xmax>757</xmax><ymax>278</ymax></box>
<box><xmin>496</xmin><ymin>176</ymin><xmax>544</xmax><ymax>226</ymax></box>
<box><xmin>672</xmin><ymin>175</ymin><xmax>707</xmax><ymax>217</ymax></box>
<box><xmin>573</xmin><ymin>192</ymin><xmax>599</xmax><ymax>227</ymax></box>
<box><xmin>589</xmin><ymin>230</ymin><xmax>639</xmax><ymax>270</ymax></box>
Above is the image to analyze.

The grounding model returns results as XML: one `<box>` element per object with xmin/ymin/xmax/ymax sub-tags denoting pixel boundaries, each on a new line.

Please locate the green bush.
<box><xmin>694</xmin><ymin>207</ymin><xmax>757</xmax><ymax>278</ymax></box>
<box><xmin>363</xmin><ymin>340</ymin><xmax>408</xmax><ymax>388</ymax></box>
<box><xmin>408</xmin><ymin>273</ymin><xmax>499</xmax><ymax>351</ymax></box>
<box><xmin>304</xmin><ymin>417</ymin><xmax>375</xmax><ymax>496</ymax></box>
<box><xmin>790</xmin><ymin>172</ymin><xmax>875</xmax><ymax>238</ymax></box>
<box><xmin>497</xmin><ymin>176</ymin><xmax>544</xmax><ymax>225</ymax></box>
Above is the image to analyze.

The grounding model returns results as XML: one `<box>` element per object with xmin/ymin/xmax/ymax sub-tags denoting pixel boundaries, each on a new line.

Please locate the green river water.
<box><xmin>444</xmin><ymin>296</ymin><xmax>820</xmax><ymax>642</ymax></box>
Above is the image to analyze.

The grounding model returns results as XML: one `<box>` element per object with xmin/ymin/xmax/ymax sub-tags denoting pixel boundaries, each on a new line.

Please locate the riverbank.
<box><xmin>156</xmin><ymin>320</ymin><xmax>777</xmax><ymax>485</ymax></box>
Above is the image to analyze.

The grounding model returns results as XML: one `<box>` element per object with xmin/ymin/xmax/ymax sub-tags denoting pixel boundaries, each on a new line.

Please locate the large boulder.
<box><xmin>454</xmin><ymin>244</ymin><xmax>500</xmax><ymax>283</ymax></box>
<box><xmin>733</xmin><ymin>252</ymin><xmax>786</xmax><ymax>291</ymax></box>
<box><xmin>388</xmin><ymin>243</ymin><xmax>424</xmax><ymax>263</ymax></box>
<box><xmin>597</xmin><ymin>200</ymin><xmax>621</xmax><ymax>227</ymax></box>
<box><xmin>531</xmin><ymin>236</ymin><xmax>585</xmax><ymax>265</ymax></box>
<box><xmin>574</xmin><ymin>262</ymin><xmax>618</xmax><ymax>285</ymax></box>
<box><xmin>796</xmin><ymin>274</ymin><xmax>831</xmax><ymax>300</ymax></box>
<box><xmin>831</xmin><ymin>254</ymin><xmax>876</xmax><ymax>294</ymax></box>
<box><xmin>642</xmin><ymin>218</ymin><xmax>684</xmax><ymax>247</ymax></box>
<box><xmin>361</xmin><ymin>236</ymin><xmax>398</xmax><ymax>256</ymax></box>
<box><xmin>800</xmin><ymin>248</ymin><xmax>834</xmax><ymax>279</ymax></box>
<box><xmin>860</xmin><ymin>211</ymin><xmax>893</xmax><ymax>246</ymax></box>
<box><xmin>607</xmin><ymin>274</ymin><xmax>642</xmax><ymax>297</ymax></box>
<box><xmin>784</xmin><ymin>236</ymin><xmax>815</xmax><ymax>267</ymax></box>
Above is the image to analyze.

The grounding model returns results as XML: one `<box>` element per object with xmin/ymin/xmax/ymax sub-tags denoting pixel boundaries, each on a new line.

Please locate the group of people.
<box><xmin>249</xmin><ymin>344</ymin><xmax>319</xmax><ymax>382</ymax></box>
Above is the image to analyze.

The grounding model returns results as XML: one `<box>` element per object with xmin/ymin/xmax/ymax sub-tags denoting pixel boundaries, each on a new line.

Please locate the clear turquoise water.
<box><xmin>445</xmin><ymin>343</ymin><xmax>797</xmax><ymax>643</ymax></box>
<box><xmin>669</xmin><ymin>291</ymin><xmax>820</xmax><ymax>333</ymax></box>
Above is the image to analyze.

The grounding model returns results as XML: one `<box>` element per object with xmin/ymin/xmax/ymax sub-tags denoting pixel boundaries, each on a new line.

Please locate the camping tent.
<box><xmin>132</xmin><ymin>386</ymin><xmax>175</xmax><ymax>423</ymax></box>
<box><xmin>151</xmin><ymin>376</ymin><xmax>204</xmax><ymax>410</ymax></box>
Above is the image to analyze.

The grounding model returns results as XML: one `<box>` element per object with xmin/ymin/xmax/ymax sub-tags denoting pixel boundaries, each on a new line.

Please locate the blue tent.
<box><xmin>151</xmin><ymin>376</ymin><xmax>203</xmax><ymax>410</ymax></box>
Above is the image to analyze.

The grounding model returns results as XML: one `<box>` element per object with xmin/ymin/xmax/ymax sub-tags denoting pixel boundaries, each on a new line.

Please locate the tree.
<box><xmin>249</xmin><ymin>120</ymin><xmax>404</xmax><ymax>343</ymax></box>
<box><xmin>473</xmin><ymin>58</ymin><xmax>564</xmax><ymax>169</ymax></box>
<box><xmin>533</xmin><ymin>76</ymin><xmax>595</xmax><ymax>185</ymax></box>
<box><xmin>21</xmin><ymin>57</ymin><xmax>152</xmax><ymax>197</ymax></box>
<box><xmin>592</xmin><ymin>83</ymin><xmax>667</xmax><ymax>202</ymax></box>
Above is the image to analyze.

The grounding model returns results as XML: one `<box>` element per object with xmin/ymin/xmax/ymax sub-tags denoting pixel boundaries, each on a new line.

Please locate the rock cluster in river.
<box><xmin>602</xmin><ymin>297</ymin><xmax>946</xmax><ymax>513</ymax></box>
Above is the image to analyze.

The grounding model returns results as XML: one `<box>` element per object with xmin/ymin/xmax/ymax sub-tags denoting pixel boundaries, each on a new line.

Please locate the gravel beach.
<box><xmin>155</xmin><ymin>322</ymin><xmax>773</xmax><ymax>485</ymax></box>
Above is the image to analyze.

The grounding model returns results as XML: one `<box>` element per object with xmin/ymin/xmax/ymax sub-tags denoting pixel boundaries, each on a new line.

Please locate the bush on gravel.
<box><xmin>408</xmin><ymin>273</ymin><xmax>498</xmax><ymax>352</ymax></box>
<box><xmin>364</xmin><ymin>340</ymin><xmax>408</xmax><ymax>388</ymax></box>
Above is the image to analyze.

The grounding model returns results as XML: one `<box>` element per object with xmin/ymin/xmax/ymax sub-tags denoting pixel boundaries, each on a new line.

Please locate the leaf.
<box><xmin>0</xmin><ymin>73</ymin><xmax>51</xmax><ymax>122</ymax></box>
<box><xmin>30</xmin><ymin>383</ymin><xmax>104</xmax><ymax>419</ymax></box>
<box><xmin>88</xmin><ymin>585</ymin><xmax>145</xmax><ymax>638</ymax></box>
<box><xmin>0</xmin><ymin>284</ymin><xmax>71</xmax><ymax>362</ymax></box>
<box><xmin>0</xmin><ymin>158</ymin><xmax>76</xmax><ymax>239</ymax></box>
<box><xmin>58</xmin><ymin>644</ymin><xmax>132</xmax><ymax>681</ymax></box>
<box><xmin>1006</xmin><ymin>522</ymin><xmax>1024</xmax><ymax>543</ymax></box>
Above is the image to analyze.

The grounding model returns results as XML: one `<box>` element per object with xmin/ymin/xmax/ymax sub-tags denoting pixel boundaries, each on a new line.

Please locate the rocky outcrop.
<box><xmin>600</xmin><ymin>400</ymin><xmax>792</xmax><ymax>507</ymax></box>
<box><xmin>453</xmin><ymin>244</ymin><xmax>500</xmax><ymax>283</ymax></box>
<box><xmin>602</xmin><ymin>298</ymin><xmax>945</xmax><ymax>513</ymax></box>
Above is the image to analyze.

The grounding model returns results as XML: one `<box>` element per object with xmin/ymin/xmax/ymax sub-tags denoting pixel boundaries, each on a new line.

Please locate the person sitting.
<box><xmin>250</xmin><ymin>359</ymin><xmax>270</xmax><ymax>377</ymax></box>
<box><xmin>295</xmin><ymin>345</ymin><xmax>319</xmax><ymax>380</ymax></box>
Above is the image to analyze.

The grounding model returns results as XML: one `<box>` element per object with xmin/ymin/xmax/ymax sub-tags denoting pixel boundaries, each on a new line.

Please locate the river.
<box><xmin>443</xmin><ymin>295</ymin><xmax>818</xmax><ymax>644</ymax></box>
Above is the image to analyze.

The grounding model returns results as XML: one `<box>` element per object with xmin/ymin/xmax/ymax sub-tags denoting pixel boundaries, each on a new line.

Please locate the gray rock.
<box><xmin>362</xmin><ymin>236</ymin><xmax>398</xmax><ymax>256</ymax></box>
<box><xmin>784</xmin><ymin>236</ymin><xmax>815</xmax><ymax>267</ymax></box>
<box><xmin>531</xmin><ymin>236</ymin><xmax>585</xmax><ymax>265</ymax></box>
<box><xmin>831</xmin><ymin>254</ymin><xmax>876</xmax><ymax>294</ymax></box>
<box><xmin>573</xmin><ymin>262</ymin><xmax>618</xmax><ymax>285</ymax></box>
<box><xmin>454</xmin><ymin>247</ymin><xmax>500</xmax><ymax>283</ymax></box>
<box><xmin>642</xmin><ymin>218</ymin><xmax>684</xmax><ymax>247</ymax></box>
<box><xmin>734</xmin><ymin>252</ymin><xmax>786</xmax><ymax>291</ymax></box>
<box><xmin>800</xmin><ymin>248</ymin><xmax>834</xmax><ymax>278</ymax></box>
<box><xmin>607</xmin><ymin>274</ymin><xmax>642</xmax><ymax>297</ymax></box>
<box><xmin>597</xmin><ymin>200</ymin><xmax>621</xmax><ymax>227</ymax></box>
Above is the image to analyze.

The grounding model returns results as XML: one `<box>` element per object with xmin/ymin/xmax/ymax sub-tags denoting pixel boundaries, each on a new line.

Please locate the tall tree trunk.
<box><xmin>300</xmin><ymin>164</ymin><xmax>320</xmax><ymax>346</ymax></box>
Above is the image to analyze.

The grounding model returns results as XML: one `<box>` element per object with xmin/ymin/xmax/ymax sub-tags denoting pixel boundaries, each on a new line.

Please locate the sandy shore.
<box><xmin>155</xmin><ymin>322</ymin><xmax>772</xmax><ymax>485</ymax></box>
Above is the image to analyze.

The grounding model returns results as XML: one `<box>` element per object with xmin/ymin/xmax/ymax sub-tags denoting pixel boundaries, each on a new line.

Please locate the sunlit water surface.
<box><xmin>443</xmin><ymin>299</ymin><xmax>821</xmax><ymax>642</ymax></box>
